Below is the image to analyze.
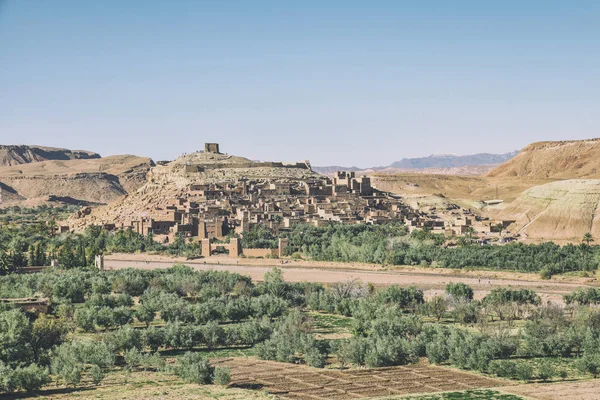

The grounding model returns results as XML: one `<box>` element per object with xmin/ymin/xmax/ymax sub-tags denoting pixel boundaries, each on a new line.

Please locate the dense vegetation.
<box><xmin>0</xmin><ymin>222</ymin><xmax>204</xmax><ymax>274</ymax></box>
<box><xmin>280</xmin><ymin>223</ymin><xmax>600</xmax><ymax>275</ymax></box>
<box><xmin>1</xmin><ymin>208</ymin><xmax>599</xmax><ymax>395</ymax></box>
<box><xmin>1</xmin><ymin>260</ymin><xmax>600</xmax><ymax>395</ymax></box>
<box><xmin>0</xmin><ymin>266</ymin><xmax>282</xmax><ymax>393</ymax></box>
<box><xmin>1</xmin><ymin>206</ymin><xmax>598</xmax><ymax>277</ymax></box>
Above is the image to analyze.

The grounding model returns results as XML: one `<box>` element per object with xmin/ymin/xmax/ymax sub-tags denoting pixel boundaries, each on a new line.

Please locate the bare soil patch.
<box><xmin>213</xmin><ymin>358</ymin><xmax>506</xmax><ymax>399</ymax></box>
<box><xmin>503</xmin><ymin>380</ymin><xmax>600</xmax><ymax>400</ymax></box>
<box><xmin>105</xmin><ymin>254</ymin><xmax>595</xmax><ymax>305</ymax></box>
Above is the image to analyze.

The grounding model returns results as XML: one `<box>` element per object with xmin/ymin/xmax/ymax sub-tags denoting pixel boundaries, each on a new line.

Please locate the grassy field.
<box><xmin>11</xmin><ymin>371</ymin><xmax>275</xmax><ymax>400</ymax></box>
<box><xmin>308</xmin><ymin>311</ymin><xmax>354</xmax><ymax>339</ymax></box>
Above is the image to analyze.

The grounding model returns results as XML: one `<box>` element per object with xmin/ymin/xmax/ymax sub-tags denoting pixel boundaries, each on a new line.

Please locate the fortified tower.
<box><xmin>204</xmin><ymin>143</ymin><xmax>220</xmax><ymax>154</ymax></box>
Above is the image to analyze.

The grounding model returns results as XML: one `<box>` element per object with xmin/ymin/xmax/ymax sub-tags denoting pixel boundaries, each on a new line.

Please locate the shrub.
<box><xmin>375</xmin><ymin>285</ymin><xmax>424</xmax><ymax>309</ymax></box>
<box><xmin>202</xmin><ymin>322</ymin><xmax>225</xmax><ymax>350</ymax></box>
<box><xmin>124</xmin><ymin>348</ymin><xmax>143</xmax><ymax>371</ymax></box>
<box><xmin>538</xmin><ymin>359</ymin><xmax>555</xmax><ymax>381</ymax></box>
<box><xmin>577</xmin><ymin>353</ymin><xmax>600</xmax><ymax>378</ymax></box>
<box><xmin>51</xmin><ymin>349</ymin><xmax>82</xmax><ymax>387</ymax></box>
<box><xmin>213</xmin><ymin>367</ymin><xmax>231</xmax><ymax>386</ymax></box>
<box><xmin>303</xmin><ymin>339</ymin><xmax>328</xmax><ymax>368</ymax></box>
<box><xmin>364</xmin><ymin>335</ymin><xmax>415</xmax><ymax>368</ymax></box>
<box><xmin>515</xmin><ymin>362</ymin><xmax>533</xmax><ymax>381</ymax></box>
<box><xmin>446</xmin><ymin>282</ymin><xmax>474</xmax><ymax>301</ymax></box>
<box><xmin>488</xmin><ymin>360</ymin><xmax>516</xmax><ymax>378</ymax></box>
<box><xmin>75</xmin><ymin>308</ymin><xmax>96</xmax><ymax>332</ymax></box>
<box><xmin>89</xmin><ymin>364</ymin><xmax>104</xmax><ymax>385</ymax></box>
<box><xmin>52</xmin><ymin>340</ymin><xmax>115</xmax><ymax>383</ymax></box>
<box><xmin>175</xmin><ymin>352</ymin><xmax>214</xmax><ymax>384</ymax></box>
<box><xmin>558</xmin><ymin>368</ymin><xmax>568</xmax><ymax>380</ymax></box>
<box><xmin>0</xmin><ymin>362</ymin><xmax>50</xmax><ymax>393</ymax></box>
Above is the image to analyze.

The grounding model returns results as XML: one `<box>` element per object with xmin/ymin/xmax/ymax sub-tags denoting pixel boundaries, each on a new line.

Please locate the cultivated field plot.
<box><xmin>214</xmin><ymin>358</ymin><xmax>505</xmax><ymax>399</ymax></box>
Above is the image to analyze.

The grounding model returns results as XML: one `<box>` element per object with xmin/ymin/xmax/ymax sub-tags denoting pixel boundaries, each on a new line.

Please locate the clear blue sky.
<box><xmin>0</xmin><ymin>1</ymin><xmax>598</xmax><ymax>167</ymax></box>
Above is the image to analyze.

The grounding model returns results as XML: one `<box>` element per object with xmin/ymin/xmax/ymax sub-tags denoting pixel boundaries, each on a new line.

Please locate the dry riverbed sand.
<box><xmin>104</xmin><ymin>254</ymin><xmax>595</xmax><ymax>304</ymax></box>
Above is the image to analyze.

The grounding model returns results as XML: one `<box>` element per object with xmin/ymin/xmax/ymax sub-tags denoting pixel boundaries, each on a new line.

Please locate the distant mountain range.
<box><xmin>313</xmin><ymin>151</ymin><xmax>519</xmax><ymax>175</ymax></box>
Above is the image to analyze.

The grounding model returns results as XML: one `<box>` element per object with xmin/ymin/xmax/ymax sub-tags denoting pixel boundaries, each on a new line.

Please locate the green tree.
<box><xmin>429</xmin><ymin>296</ymin><xmax>449</xmax><ymax>321</ymax></box>
<box><xmin>446</xmin><ymin>282</ymin><xmax>474</xmax><ymax>301</ymax></box>
<box><xmin>0</xmin><ymin>309</ymin><xmax>33</xmax><ymax>366</ymax></box>
<box><xmin>583</xmin><ymin>232</ymin><xmax>594</xmax><ymax>245</ymax></box>
<box><xmin>577</xmin><ymin>353</ymin><xmax>600</xmax><ymax>378</ymax></box>
<box><xmin>135</xmin><ymin>303</ymin><xmax>156</xmax><ymax>327</ymax></box>
<box><xmin>175</xmin><ymin>352</ymin><xmax>214</xmax><ymax>384</ymax></box>
<box><xmin>57</xmin><ymin>239</ymin><xmax>78</xmax><ymax>269</ymax></box>
<box><xmin>515</xmin><ymin>362</ymin><xmax>533</xmax><ymax>382</ymax></box>
<box><xmin>31</xmin><ymin>314</ymin><xmax>68</xmax><ymax>362</ymax></box>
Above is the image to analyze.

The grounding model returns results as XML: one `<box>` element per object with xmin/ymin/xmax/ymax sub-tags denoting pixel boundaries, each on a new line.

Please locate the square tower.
<box><xmin>204</xmin><ymin>143</ymin><xmax>220</xmax><ymax>153</ymax></box>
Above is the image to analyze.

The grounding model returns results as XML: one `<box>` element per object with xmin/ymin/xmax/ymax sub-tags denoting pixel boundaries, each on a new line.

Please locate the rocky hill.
<box><xmin>486</xmin><ymin>139</ymin><xmax>600</xmax><ymax>179</ymax></box>
<box><xmin>0</xmin><ymin>145</ymin><xmax>100</xmax><ymax>166</ymax></box>
<box><xmin>67</xmin><ymin>150</ymin><xmax>320</xmax><ymax>229</ymax></box>
<box><xmin>0</xmin><ymin>154</ymin><xmax>154</xmax><ymax>206</ymax></box>
<box><xmin>499</xmin><ymin>180</ymin><xmax>600</xmax><ymax>242</ymax></box>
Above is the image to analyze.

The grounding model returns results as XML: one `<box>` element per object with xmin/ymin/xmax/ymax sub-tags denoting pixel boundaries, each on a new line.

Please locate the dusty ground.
<box><xmin>104</xmin><ymin>254</ymin><xmax>595</xmax><ymax>304</ymax></box>
<box><xmin>214</xmin><ymin>358</ymin><xmax>506</xmax><ymax>399</ymax></box>
<box><xmin>503</xmin><ymin>380</ymin><xmax>600</xmax><ymax>400</ymax></box>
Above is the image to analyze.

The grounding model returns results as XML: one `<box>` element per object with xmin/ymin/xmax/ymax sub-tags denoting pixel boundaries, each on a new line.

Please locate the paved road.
<box><xmin>104</xmin><ymin>258</ymin><xmax>586</xmax><ymax>302</ymax></box>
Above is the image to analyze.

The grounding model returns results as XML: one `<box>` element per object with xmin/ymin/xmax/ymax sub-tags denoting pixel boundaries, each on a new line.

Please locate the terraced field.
<box><xmin>214</xmin><ymin>358</ymin><xmax>505</xmax><ymax>399</ymax></box>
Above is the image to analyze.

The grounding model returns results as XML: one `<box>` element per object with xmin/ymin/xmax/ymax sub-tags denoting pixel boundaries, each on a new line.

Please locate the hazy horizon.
<box><xmin>1</xmin><ymin>1</ymin><xmax>598</xmax><ymax>167</ymax></box>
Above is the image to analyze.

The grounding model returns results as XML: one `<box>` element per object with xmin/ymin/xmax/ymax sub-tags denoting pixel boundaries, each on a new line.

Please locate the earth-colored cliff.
<box><xmin>499</xmin><ymin>179</ymin><xmax>600</xmax><ymax>242</ymax></box>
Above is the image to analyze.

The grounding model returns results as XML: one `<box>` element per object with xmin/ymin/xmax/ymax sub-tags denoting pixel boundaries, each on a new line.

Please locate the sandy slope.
<box><xmin>0</xmin><ymin>155</ymin><xmax>154</xmax><ymax>206</ymax></box>
<box><xmin>487</xmin><ymin>139</ymin><xmax>600</xmax><ymax>179</ymax></box>
<box><xmin>498</xmin><ymin>179</ymin><xmax>600</xmax><ymax>241</ymax></box>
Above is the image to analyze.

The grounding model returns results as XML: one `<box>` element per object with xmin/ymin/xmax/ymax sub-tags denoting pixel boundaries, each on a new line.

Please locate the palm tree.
<box><xmin>466</xmin><ymin>227</ymin><xmax>475</xmax><ymax>244</ymax></box>
<box><xmin>583</xmin><ymin>232</ymin><xmax>594</xmax><ymax>245</ymax></box>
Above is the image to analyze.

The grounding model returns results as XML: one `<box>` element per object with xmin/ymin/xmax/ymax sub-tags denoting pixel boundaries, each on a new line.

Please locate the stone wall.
<box><xmin>242</xmin><ymin>248</ymin><xmax>276</xmax><ymax>258</ymax></box>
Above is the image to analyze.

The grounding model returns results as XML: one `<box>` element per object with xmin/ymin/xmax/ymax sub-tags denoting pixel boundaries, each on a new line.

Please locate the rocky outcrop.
<box><xmin>68</xmin><ymin>150</ymin><xmax>320</xmax><ymax>229</ymax></box>
<box><xmin>0</xmin><ymin>145</ymin><xmax>100</xmax><ymax>166</ymax></box>
<box><xmin>147</xmin><ymin>151</ymin><xmax>318</xmax><ymax>189</ymax></box>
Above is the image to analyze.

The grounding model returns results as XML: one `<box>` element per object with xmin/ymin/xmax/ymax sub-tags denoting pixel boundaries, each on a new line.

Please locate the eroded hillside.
<box><xmin>498</xmin><ymin>180</ymin><xmax>600</xmax><ymax>242</ymax></box>
<box><xmin>0</xmin><ymin>145</ymin><xmax>100</xmax><ymax>166</ymax></box>
<box><xmin>0</xmin><ymin>155</ymin><xmax>154</xmax><ymax>206</ymax></box>
<box><xmin>487</xmin><ymin>139</ymin><xmax>600</xmax><ymax>179</ymax></box>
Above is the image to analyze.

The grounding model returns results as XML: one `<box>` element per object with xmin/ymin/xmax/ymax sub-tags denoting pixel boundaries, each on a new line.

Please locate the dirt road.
<box><xmin>104</xmin><ymin>255</ymin><xmax>589</xmax><ymax>303</ymax></box>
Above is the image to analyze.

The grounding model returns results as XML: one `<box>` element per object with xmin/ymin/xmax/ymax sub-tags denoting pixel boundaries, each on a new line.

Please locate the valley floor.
<box><xmin>104</xmin><ymin>254</ymin><xmax>597</xmax><ymax>305</ymax></box>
